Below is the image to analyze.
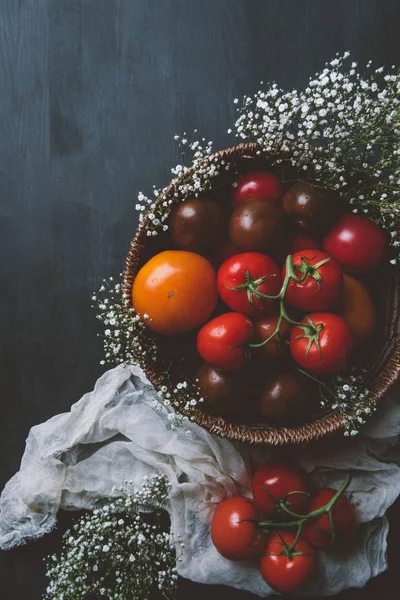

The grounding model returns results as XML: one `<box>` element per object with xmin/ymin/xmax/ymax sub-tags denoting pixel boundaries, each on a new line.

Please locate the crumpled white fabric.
<box><xmin>1</xmin><ymin>365</ymin><xmax>400</xmax><ymax>596</ymax></box>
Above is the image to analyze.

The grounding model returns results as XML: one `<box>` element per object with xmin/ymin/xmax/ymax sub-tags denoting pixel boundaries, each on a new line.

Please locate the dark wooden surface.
<box><xmin>1</xmin><ymin>1</ymin><xmax>400</xmax><ymax>598</ymax></box>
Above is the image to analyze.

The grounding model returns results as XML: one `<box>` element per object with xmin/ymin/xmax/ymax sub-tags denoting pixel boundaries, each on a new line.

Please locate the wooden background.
<box><xmin>1</xmin><ymin>0</ymin><xmax>400</xmax><ymax>598</ymax></box>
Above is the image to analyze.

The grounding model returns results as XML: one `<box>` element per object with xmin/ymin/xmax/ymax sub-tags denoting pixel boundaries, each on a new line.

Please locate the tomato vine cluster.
<box><xmin>131</xmin><ymin>168</ymin><xmax>386</xmax><ymax>429</ymax></box>
<box><xmin>211</xmin><ymin>461</ymin><xmax>356</xmax><ymax>594</ymax></box>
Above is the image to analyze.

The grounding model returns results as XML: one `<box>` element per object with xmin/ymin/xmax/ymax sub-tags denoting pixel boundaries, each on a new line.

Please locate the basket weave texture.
<box><xmin>123</xmin><ymin>143</ymin><xmax>400</xmax><ymax>445</ymax></box>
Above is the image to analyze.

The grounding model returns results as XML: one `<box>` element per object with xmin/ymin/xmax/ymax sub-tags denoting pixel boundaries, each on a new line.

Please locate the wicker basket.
<box><xmin>123</xmin><ymin>143</ymin><xmax>400</xmax><ymax>445</ymax></box>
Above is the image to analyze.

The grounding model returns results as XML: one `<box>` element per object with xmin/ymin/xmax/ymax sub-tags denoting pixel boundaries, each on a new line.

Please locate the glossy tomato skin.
<box><xmin>230</xmin><ymin>199</ymin><xmax>289</xmax><ymax>253</ymax></box>
<box><xmin>196</xmin><ymin>364</ymin><xmax>249</xmax><ymax>419</ymax></box>
<box><xmin>132</xmin><ymin>251</ymin><xmax>217</xmax><ymax>335</ymax></box>
<box><xmin>169</xmin><ymin>196</ymin><xmax>226</xmax><ymax>254</ymax></box>
<box><xmin>290</xmin><ymin>233</ymin><xmax>320</xmax><ymax>254</ymax></box>
<box><xmin>323</xmin><ymin>214</ymin><xmax>388</xmax><ymax>275</ymax></box>
<box><xmin>252</xmin><ymin>314</ymin><xmax>292</xmax><ymax>359</ymax></box>
<box><xmin>334</xmin><ymin>274</ymin><xmax>376</xmax><ymax>345</ymax></box>
<box><xmin>283</xmin><ymin>182</ymin><xmax>343</xmax><ymax>233</ymax></box>
<box><xmin>260</xmin><ymin>530</ymin><xmax>316</xmax><ymax>594</ymax></box>
<box><xmin>257</xmin><ymin>368</ymin><xmax>320</xmax><ymax>426</ymax></box>
<box><xmin>211</xmin><ymin>497</ymin><xmax>266</xmax><ymax>560</ymax></box>
<box><xmin>302</xmin><ymin>488</ymin><xmax>357</xmax><ymax>549</ymax></box>
<box><xmin>251</xmin><ymin>461</ymin><xmax>311</xmax><ymax>516</ymax></box>
<box><xmin>197</xmin><ymin>312</ymin><xmax>253</xmax><ymax>371</ymax></box>
<box><xmin>290</xmin><ymin>312</ymin><xmax>354</xmax><ymax>375</ymax></box>
<box><xmin>231</xmin><ymin>170</ymin><xmax>283</xmax><ymax>207</ymax></box>
<box><xmin>217</xmin><ymin>253</ymin><xmax>282</xmax><ymax>317</ymax></box>
<box><xmin>283</xmin><ymin>250</ymin><xmax>343</xmax><ymax>312</ymax></box>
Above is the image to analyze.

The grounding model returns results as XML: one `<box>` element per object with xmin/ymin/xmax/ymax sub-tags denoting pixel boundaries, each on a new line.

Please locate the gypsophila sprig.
<box><xmin>234</xmin><ymin>53</ymin><xmax>400</xmax><ymax>257</ymax></box>
<box><xmin>44</xmin><ymin>474</ymin><xmax>184</xmax><ymax>600</ymax></box>
<box><xmin>92</xmin><ymin>276</ymin><xmax>159</xmax><ymax>366</ymax></box>
<box><xmin>135</xmin><ymin>131</ymin><xmax>232</xmax><ymax>236</ymax></box>
<box><xmin>321</xmin><ymin>373</ymin><xmax>375</xmax><ymax>436</ymax></box>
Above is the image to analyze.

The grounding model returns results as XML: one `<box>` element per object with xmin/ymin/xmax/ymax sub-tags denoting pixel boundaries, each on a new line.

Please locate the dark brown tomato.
<box><xmin>257</xmin><ymin>368</ymin><xmax>320</xmax><ymax>426</ymax></box>
<box><xmin>196</xmin><ymin>364</ymin><xmax>249</xmax><ymax>419</ymax></box>
<box><xmin>283</xmin><ymin>182</ymin><xmax>343</xmax><ymax>233</ymax></box>
<box><xmin>229</xmin><ymin>199</ymin><xmax>289</xmax><ymax>253</ymax></box>
<box><xmin>169</xmin><ymin>196</ymin><xmax>226</xmax><ymax>253</ymax></box>
<box><xmin>252</xmin><ymin>315</ymin><xmax>292</xmax><ymax>360</ymax></box>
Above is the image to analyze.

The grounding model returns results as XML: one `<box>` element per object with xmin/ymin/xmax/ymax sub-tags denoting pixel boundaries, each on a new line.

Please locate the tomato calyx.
<box><xmin>292</xmin><ymin>255</ymin><xmax>333</xmax><ymax>293</ymax></box>
<box><xmin>225</xmin><ymin>269</ymin><xmax>277</xmax><ymax>306</ymax></box>
<box><xmin>267</xmin><ymin>530</ymin><xmax>314</xmax><ymax>560</ymax></box>
<box><xmin>257</xmin><ymin>474</ymin><xmax>352</xmax><ymax>549</ymax></box>
<box><xmin>294</xmin><ymin>316</ymin><xmax>324</xmax><ymax>360</ymax></box>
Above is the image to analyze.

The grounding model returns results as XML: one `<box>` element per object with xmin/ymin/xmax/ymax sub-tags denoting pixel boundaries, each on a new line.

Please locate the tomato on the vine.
<box><xmin>231</xmin><ymin>170</ymin><xmax>282</xmax><ymax>207</ymax></box>
<box><xmin>283</xmin><ymin>250</ymin><xmax>343</xmax><ymax>312</ymax></box>
<box><xmin>217</xmin><ymin>253</ymin><xmax>281</xmax><ymax>317</ymax></box>
<box><xmin>197</xmin><ymin>312</ymin><xmax>253</xmax><ymax>371</ymax></box>
<box><xmin>290</xmin><ymin>312</ymin><xmax>353</xmax><ymax>375</ymax></box>
<box><xmin>302</xmin><ymin>488</ymin><xmax>357</xmax><ymax>549</ymax></box>
<box><xmin>252</xmin><ymin>315</ymin><xmax>292</xmax><ymax>360</ymax></box>
<box><xmin>211</xmin><ymin>496</ymin><xmax>266</xmax><ymax>560</ymax></box>
<box><xmin>260</xmin><ymin>530</ymin><xmax>316</xmax><ymax>593</ymax></box>
<box><xmin>323</xmin><ymin>214</ymin><xmax>388</xmax><ymax>275</ymax></box>
<box><xmin>132</xmin><ymin>250</ymin><xmax>217</xmax><ymax>335</ymax></box>
<box><xmin>251</xmin><ymin>461</ymin><xmax>311</xmax><ymax>516</ymax></box>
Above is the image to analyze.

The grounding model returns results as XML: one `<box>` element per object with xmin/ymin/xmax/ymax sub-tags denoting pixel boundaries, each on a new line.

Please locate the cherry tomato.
<box><xmin>197</xmin><ymin>312</ymin><xmax>253</xmax><ymax>371</ymax></box>
<box><xmin>214</xmin><ymin>240</ymin><xmax>241</xmax><ymax>266</ymax></box>
<box><xmin>283</xmin><ymin>182</ymin><xmax>343</xmax><ymax>233</ymax></box>
<box><xmin>196</xmin><ymin>364</ymin><xmax>249</xmax><ymax>419</ymax></box>
<box><xmin>290</xmin><ymin>312</ymin><xmax>354</xmax><ymax>375</ymax></box>
<box><xmin>231</xmin><ymin>170</ymin><xmax>283</xmax><ymax>207</ymax></box>
<box><xmin>211</xmin><ymin>496</ymin><xmax>266</xmax><ymax>560</ymax></box>
<box><xmin>290</xmin><ymin>233</ymin><xmax>319</xmax><ymax>254</ymax></box>
<box><xmin>260</xmin><ymin>530</ymin><xmax>316</xmax><ymax>594</ymax></box>
<box><xmin>251</xmin><ymin>461</ymin><xmax>311</xmax><ymax>516</ymax></box>
<box><xmin>252</xmin><ymin>314</ymin><xmax>292</xmax><ymax>360</ymax></box>
<box><xmin>217</xmin><ymin>253</ymin><xmax>281</xmax><ymax>317</ymax></box>
<box><xmin>283</xmin><ymin>250</ymin><xmax>343</xmax><ymax>312</ymax></box>
<box><xmin>334</xmin><ymin>274</ymin><xmax>376</xmax><ymax>346</ymax></box>
<box><xmin>302</xmin><ymin>488</ymin><xmax>357</xmax><ymax>549</ymax></box>
<box><xmin>132</xmin><ymin>250</ymin><xmax>217</xmax><ymax>335</ymax></box>
<box><xmin>169</xmin><ymin>196</ymin><xmax>226</xmax><ymax>254</ymax></box>
<box><xmin>257</xmin><ymin>368</ymin><xmax>320</xmax><ymax>426</ymax></box>
<box><xmin>323</xmin><ymin>214</ymin><xmax>388</xmax><ymax>275</ymax></box>
<box><xmin>230</xmin><ymin>199</ymin><xmax>289</xmax><ymax>253</ymax></box>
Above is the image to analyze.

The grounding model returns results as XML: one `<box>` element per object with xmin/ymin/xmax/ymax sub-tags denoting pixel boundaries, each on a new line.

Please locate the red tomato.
<box><xmin>260</xmin><ymin>530</ymin><xmax>315</xmax><ymax>593</ymax></box>
<box><xmin>231</xmin><ymin>170</ymin><xmax>283</xmax><ymax>207</ymax></box>
<box><xmin>283</xmin><ymin>250</ymin><xmax>343</xmax><ymax>312</ymax></box>
<box><xmin>251</xmin><ymin>462</ymin><xmax>311</xmax><ymax>516</ymax></box>
<box><xmin>290</xmin><ymin>233</ymin><xmax>319</xmax><ymax>254</ymax></box>
<box><xmin>197</xmin><ymin>312</ymin><xmax>253</xmax><ymax>371</ymax></box>
<box><xmin>323</xmin><ymin>214</ymin><xmax>388</xmax><ymax>275</ymax></box>
<box><xmin>211</xmin><ymin>496</ymin><xmax>266</xmax><ymax>560</ymax></box>
<box><xmin>290</xmin><ymin>312</ymin><xmax>353</xmax><ymax>375</ymax></box>
<box><xmin>215</xmin><ymin>240</ymin><xmax>241</xmax><ymax>266</ymax></box>
<box><xmin>217</xmin><ymin>253</ymin><xmax>282</xmax><ymax>317</ymax></box>
<box><xmin>302</xmin><ymin>488</ymin><xmax>357</xmax><ymax>549</ymax></box>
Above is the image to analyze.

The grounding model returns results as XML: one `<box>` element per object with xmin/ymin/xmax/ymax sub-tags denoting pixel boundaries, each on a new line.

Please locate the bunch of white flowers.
<box><xmin>44</xmin><ymin>474</ymin><xmax>183</xmax><ymax>600</ymax></box>
<box><xmin>320</xmin><ymin>373</ymin><xmax>375</xmax><ymax>436</ymax></box>
<box><xmin>135</xmin><ymin>132</ymin><xmax>232</xmax><ymax>236</ymax></box>
<box><xmin>233</xmin><ymin>52</ymin><xmax>400</xmax><ymax>246</ymax></box>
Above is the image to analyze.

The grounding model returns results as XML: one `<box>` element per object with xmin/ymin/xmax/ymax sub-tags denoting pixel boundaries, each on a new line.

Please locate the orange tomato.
<box><xmin>132</xmin><ymin>250</ymin><xmax>217</xmax><ymax>335</ymax></box>
<box><xmin>334</xmin><ymin>274</ymin><xmax>376</xmax><ymax>345</ymax></box>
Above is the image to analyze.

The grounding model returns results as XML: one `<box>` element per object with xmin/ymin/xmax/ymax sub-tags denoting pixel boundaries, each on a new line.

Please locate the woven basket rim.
<box><xmin>123</xmin><ymin>142</ymin><xmax>400</xmax><ymax>446</ymax></box>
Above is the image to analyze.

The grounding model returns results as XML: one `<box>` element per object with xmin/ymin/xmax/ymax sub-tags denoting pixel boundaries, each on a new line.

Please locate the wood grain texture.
<box><xmin>1</xmin><ymin>0</ymin><xmax>400</xmax><ymax>598</ymax></box>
